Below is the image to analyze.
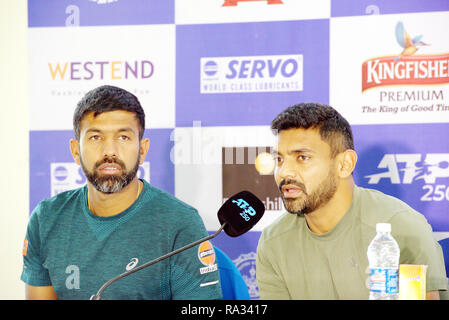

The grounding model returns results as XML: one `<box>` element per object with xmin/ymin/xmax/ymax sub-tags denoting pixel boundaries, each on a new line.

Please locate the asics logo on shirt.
<box><xmin>126</xmin><ymin>258</ymin><xmax>139</xmax><ymax>271</ymax></box>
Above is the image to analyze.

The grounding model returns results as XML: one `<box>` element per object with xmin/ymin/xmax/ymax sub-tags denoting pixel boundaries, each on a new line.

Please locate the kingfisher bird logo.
<box><xmin>362</xmin><ymin>22</ymin><xmax>449</xmax><ymax>92</ymax></box>
<box><xmin>394</xmin><ymin>21</ymin><xmax>429</xmax><ymax>61</ymax></box>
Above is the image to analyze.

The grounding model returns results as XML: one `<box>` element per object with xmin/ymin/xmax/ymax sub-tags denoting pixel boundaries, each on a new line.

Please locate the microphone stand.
<box><xmin>90</xmin><ymin>222</ymin><xmax>227</xmax><ymax>300</ymax></box>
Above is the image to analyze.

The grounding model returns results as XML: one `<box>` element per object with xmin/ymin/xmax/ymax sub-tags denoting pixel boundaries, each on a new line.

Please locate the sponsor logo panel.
<box><xmin>176</xmin><ymin>20</ymin><xmax>329</xmax><ymax>127</ymax></box>
<box><xmin>330</xmin><ymin>13</ymin><xmax>449</xmax><ymax>125</ymax></box>
<box><xmin>353</xmin><ymin>123</ymin><xmax>449</xmax><ymax>231</ymax></box>
<box><xmin>29</xmin><ymin>25</ymin><xmax>175</xmax><ymax>130</ymax></box>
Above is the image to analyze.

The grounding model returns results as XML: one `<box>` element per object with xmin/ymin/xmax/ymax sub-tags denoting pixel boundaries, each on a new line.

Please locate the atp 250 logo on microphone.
<box><xmin>200</xmin><ymin>54</ymin><xmax>303</xmax><ymax>94</ymax></box>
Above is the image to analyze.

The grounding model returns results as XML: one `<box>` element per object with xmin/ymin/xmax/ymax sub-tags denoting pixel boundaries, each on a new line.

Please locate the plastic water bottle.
<box><xmin>367</xmin><ymin>223</ymin><xmax>400</xmax><ymax>300</ymax></box>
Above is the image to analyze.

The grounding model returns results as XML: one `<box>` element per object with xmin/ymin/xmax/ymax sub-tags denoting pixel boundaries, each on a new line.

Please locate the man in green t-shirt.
<box><xmin>256</xmin><ymin>102</ymin><xmax>447</xmax><ymax>300</ymax></box>
<box><xmin>21</xmin><ymin>85</ymin><xmax>222</xmax><ymax>300</ymax></box>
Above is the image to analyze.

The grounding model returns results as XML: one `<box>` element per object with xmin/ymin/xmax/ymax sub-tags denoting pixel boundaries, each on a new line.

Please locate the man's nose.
<box><xmin>102</xmin><ymin>138</ymin><xmax>118</xmax><ymax>157</ymax></box>
<box><xmin>277</xmin><ymin>158</ymin><xmax>298</xmax><ymax>180</ymax></box>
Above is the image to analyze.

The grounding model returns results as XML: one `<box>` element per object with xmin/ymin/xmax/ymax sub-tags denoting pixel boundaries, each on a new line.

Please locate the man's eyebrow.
<box><xmin>85</xmin><ymin>128</ymin><xmax>101</xmax><ymax>134</ymax></box>
<box><xmin>85</xmin><ymin>127</ymin><xmax>135</xmax><ymax>134</ymax></box>
<box><xmin>290</xmin><ymin>148</ymin><xmax>315</xmax><ymax>154</ymax></box>
<box><xmin>117</xmin><ymin>128</ymin><xmax>135</xmax><ymax>133</ymax></box>
<box><xmin>271</xmin><ymin>148</ymin><xmax>315</xmax><ymax>156</ymax></box>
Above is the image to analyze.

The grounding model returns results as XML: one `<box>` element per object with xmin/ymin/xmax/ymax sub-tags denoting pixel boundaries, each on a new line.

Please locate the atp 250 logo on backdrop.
<box><xmin>365</xmin><ymin>153</ymin><xmax>449</xmax><ymax>201</ymax></box>
<box><xmin>353</xmin><ymin>123</ymin><xmax>449</xmax><ymax>231</ymax></box>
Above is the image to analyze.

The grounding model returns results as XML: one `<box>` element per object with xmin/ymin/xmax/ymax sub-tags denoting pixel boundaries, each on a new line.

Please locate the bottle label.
<box><xmin>369</xmin><ymin>268</ymin><xmax>399</xmax><ymax>294</ymax></box>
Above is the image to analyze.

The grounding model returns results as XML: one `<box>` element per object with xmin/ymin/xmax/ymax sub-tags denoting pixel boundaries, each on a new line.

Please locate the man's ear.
<box><xmin>70</xmin><ymin>139</ymin><xmax>81</xmax><ymax>166</ymax></box>
<box><xmin>337</xmin><ymin>149</ymin><xmax>358</xmax><ymax>179</ymax></box>
<box><xmin>139</xmin><ymin>138</ymin><xmax>150</xmax><ymax>165</ymax></box>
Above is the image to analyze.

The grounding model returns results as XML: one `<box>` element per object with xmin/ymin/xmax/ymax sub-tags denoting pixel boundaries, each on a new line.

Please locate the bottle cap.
<box><xmin>376</xmin><ymin>223</ymin><xmax>391</xmax><ymax>232</ymax></box>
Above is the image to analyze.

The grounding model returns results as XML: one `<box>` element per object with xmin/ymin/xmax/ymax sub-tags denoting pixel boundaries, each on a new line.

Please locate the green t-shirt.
<box><xmin>21</xmin><ymin>179</ymin><xmax>222</xmax><ymax>300</ymax></box>
<box><xmin>256</xmin><ymin>186</ymin><xmax>448</xmax><ymax>300</ymax></box>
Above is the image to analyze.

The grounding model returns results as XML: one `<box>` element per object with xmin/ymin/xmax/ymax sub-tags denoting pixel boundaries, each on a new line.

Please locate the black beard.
<box><xmin>279</xmin><ymin>167</ymin><xmax>337</xmax><ymax>216</ymax></box>
<box><xmin>80</xmin><ymin>155</ymin><xmax>140</xmax><ymax>194</ymax></box>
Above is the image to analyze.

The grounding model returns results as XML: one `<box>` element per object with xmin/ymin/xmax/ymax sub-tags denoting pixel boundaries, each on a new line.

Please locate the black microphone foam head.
<box><xmin>217</xmin><ymin>191</ymin><xmax>265</xmax><ymax>237</ymax></box>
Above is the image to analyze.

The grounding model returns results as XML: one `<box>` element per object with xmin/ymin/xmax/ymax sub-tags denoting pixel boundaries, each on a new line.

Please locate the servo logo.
<box><xmin>365</xmin><ymin>153</ymin><xmax>449</xmax><ymax>202</ymax></box>
<box><xmin>200</xmin><ymin>54</ymin><xmax>303</xmax><ymax>94</ymax></box>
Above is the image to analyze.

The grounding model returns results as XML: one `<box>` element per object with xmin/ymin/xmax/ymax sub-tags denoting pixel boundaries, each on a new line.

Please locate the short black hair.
<box><xmin>73</xmin><ymin>85</ymin><xmax>145</xmax><ymax>140</ymax></box>
<box><xmin>271</xmin><ymin>102</ymin><xmax>354</xmax><ymax>157</ymax></box>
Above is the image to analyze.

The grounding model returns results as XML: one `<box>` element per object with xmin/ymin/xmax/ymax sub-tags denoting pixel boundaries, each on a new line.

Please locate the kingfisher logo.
<box><xmin>48</xmin><ymin>60</ymin><xmax>154</xmax><ymax>81</ymax></box>
<box><xmin>362</xmin><ymin>22</ymin><xmax>449</xmax><ymax>92</ymax></box>
<box><xmin>365</xmin><ymin>153</ymin><xmax>449</xmax><ymax>202</ymax></box>
<box><xmin>200</xmin><ymin>54</ymin><xmax>303</xmax><ymax>93</ymax></box>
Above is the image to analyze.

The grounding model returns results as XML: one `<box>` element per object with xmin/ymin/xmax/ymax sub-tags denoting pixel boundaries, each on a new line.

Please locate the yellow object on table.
<box><xmin>399</xmin><ymin>264</ymin><xmax>427</xmax><ymax>300</ymax></box>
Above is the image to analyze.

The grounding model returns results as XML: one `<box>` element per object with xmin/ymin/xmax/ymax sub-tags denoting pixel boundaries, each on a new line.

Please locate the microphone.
<box><xmin>90</xmin><ymin>190</ymin><xmax>265</xmax><ymax>300</ymax></box>
<box><xmin>218</xmin><ymin>190</ymin><xmax>265</xmax><ymax>237</ymax></box>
